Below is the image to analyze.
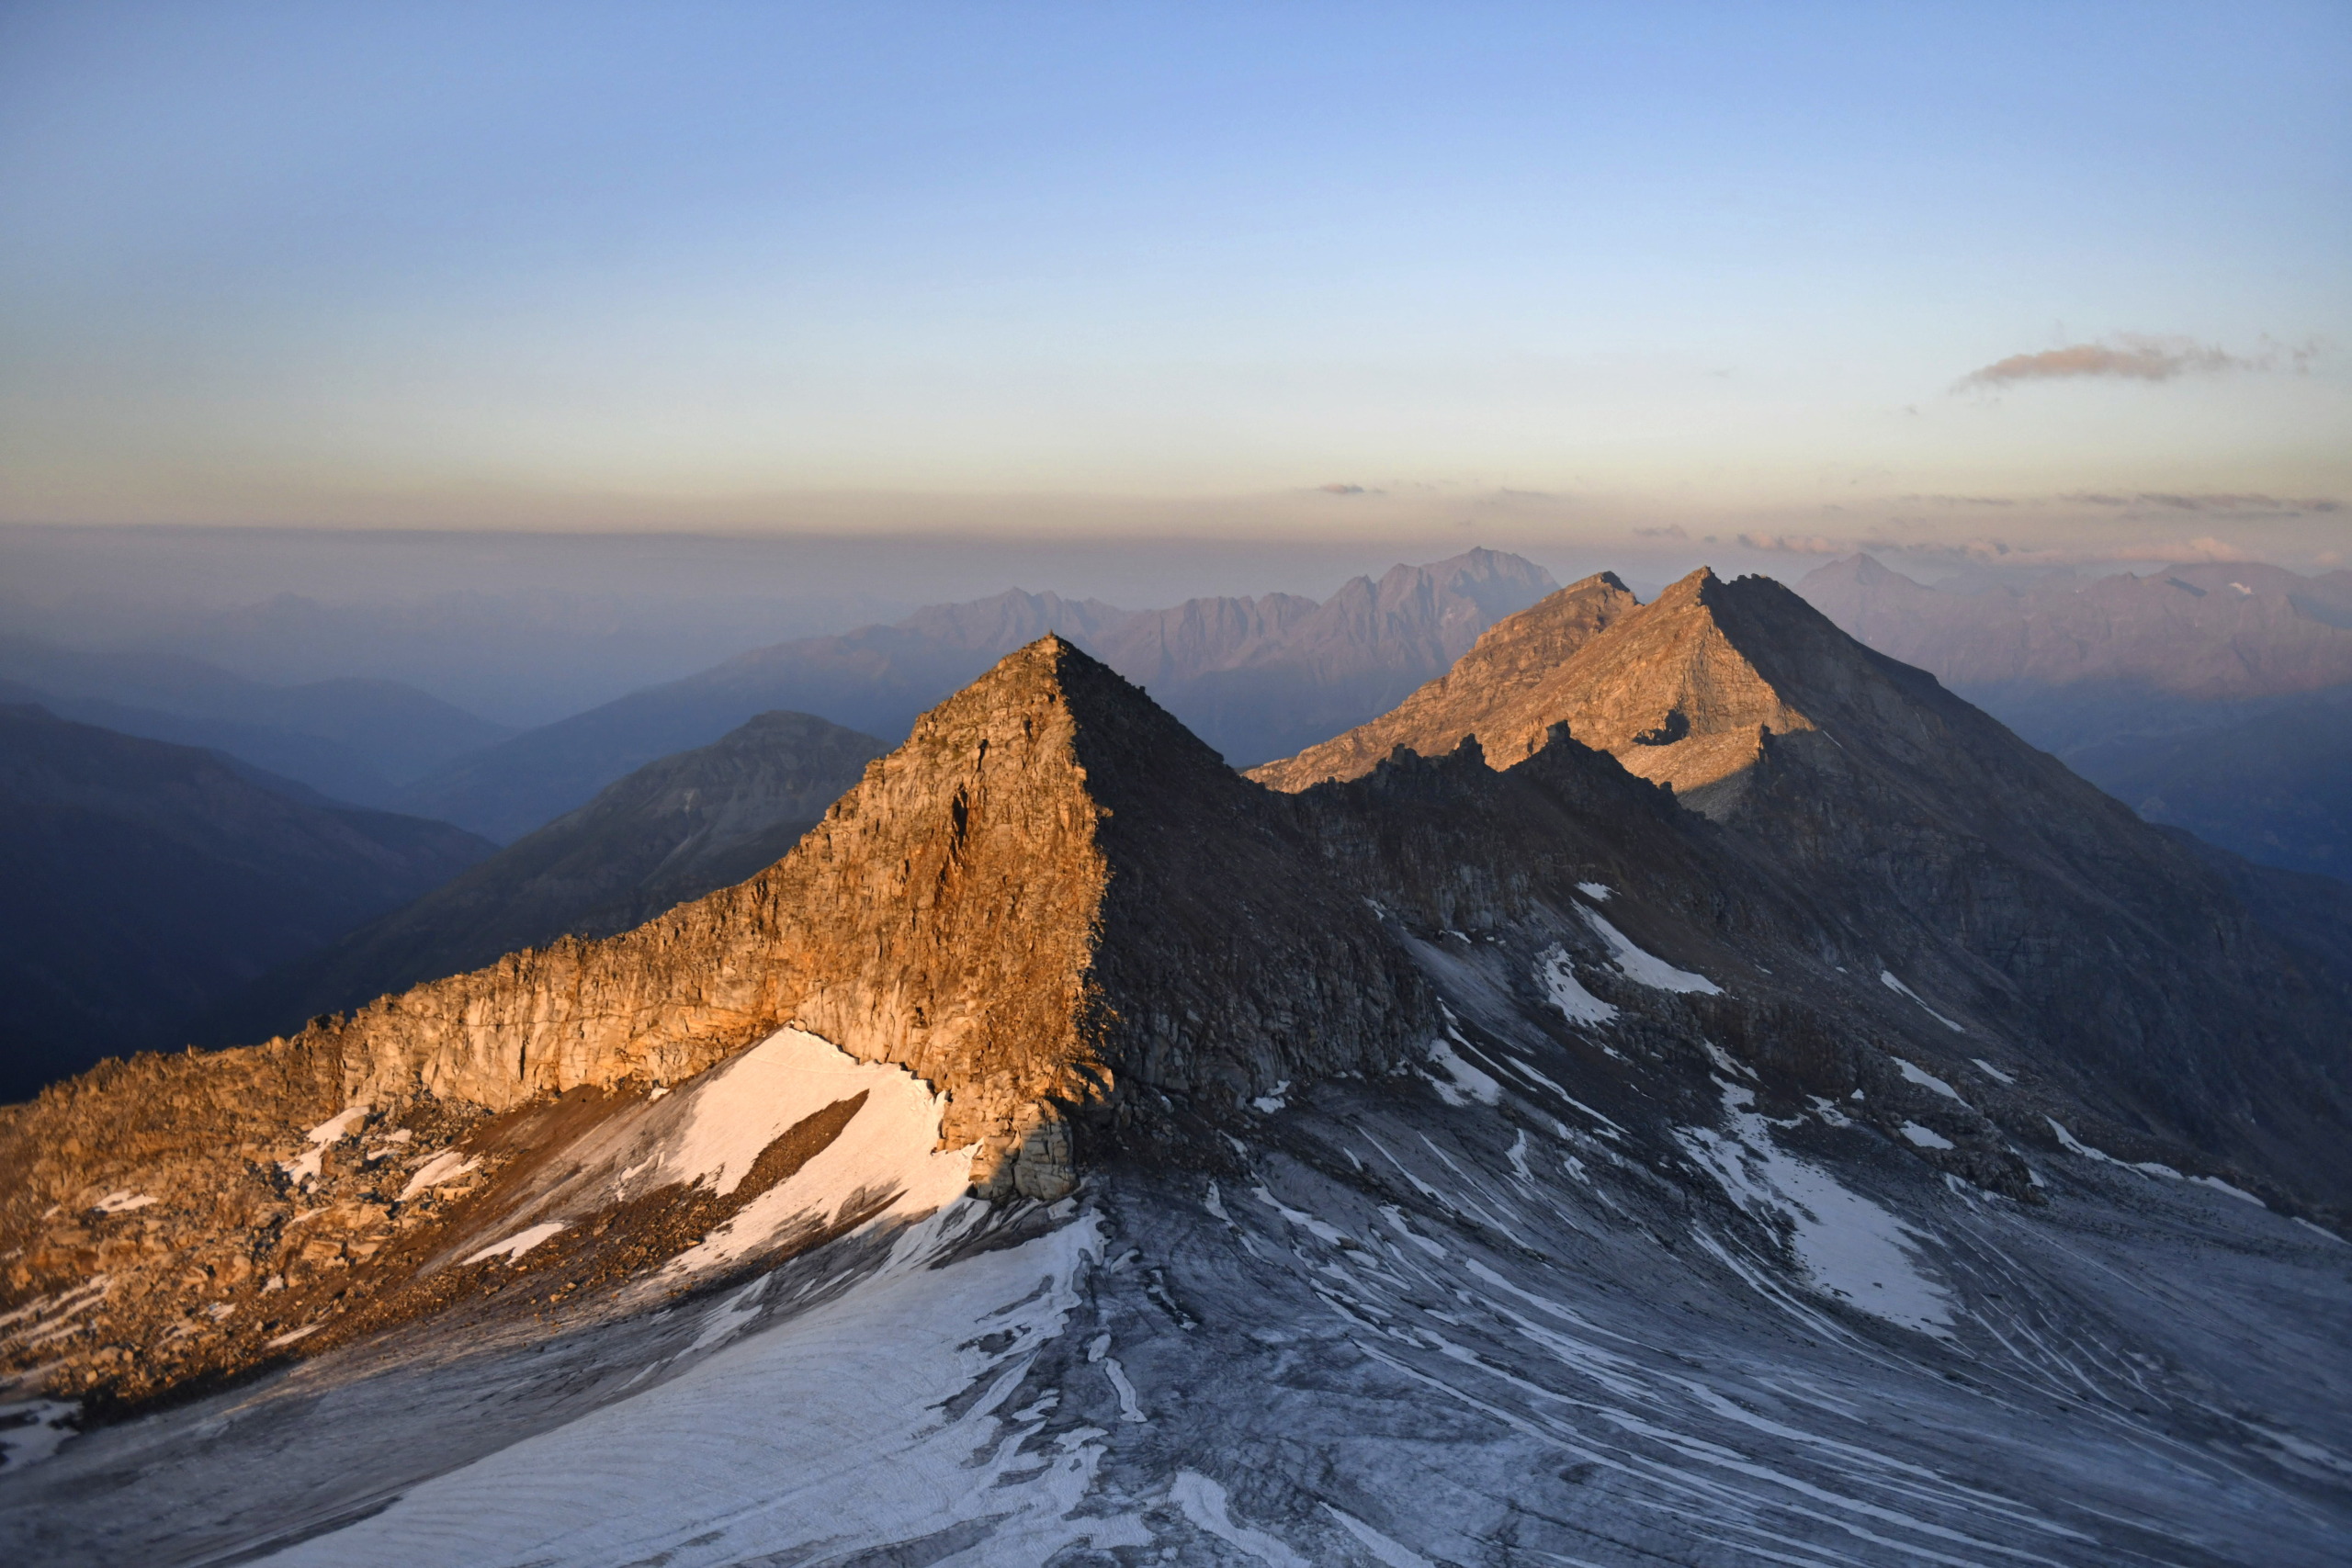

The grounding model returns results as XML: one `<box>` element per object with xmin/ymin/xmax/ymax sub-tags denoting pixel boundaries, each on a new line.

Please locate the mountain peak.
<box><xmin>1248</xmin><ymin>565</ymin><xmax>1811</xmax><ymax>806</ymax></box>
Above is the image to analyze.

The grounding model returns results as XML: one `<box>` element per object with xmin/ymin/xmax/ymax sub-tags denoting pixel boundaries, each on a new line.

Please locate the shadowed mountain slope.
<box><xmin>0</xmin><ymin>705</ymin><xmax>495</xmax><ymax>1099</ymax></box>
<box><xmin>1797</xmin><ymin>553</ymin><xmax>2352</xmax><ymax>880</ymax></box>
<box><xmin>392</xmin><ymin>548</ymin><xmax>1555</xmax><ymax>840</ymax></box>
<box><xmin>198</xmin><ymin>710</ymin><xmax>892</xmax><ymax>1048</ymax></box>
<box><xmin>1256</xmin><ymin>568</ymin><xmax>2352</xmax><ymax>1201</ymax></box>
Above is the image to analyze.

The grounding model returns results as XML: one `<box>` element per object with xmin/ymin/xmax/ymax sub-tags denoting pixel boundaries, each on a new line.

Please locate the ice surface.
<box><xmin>1171</xmin><ymin>1471</ymin><xmax>1310</xmax><ymax>1567</ymax></box>
<box><xmin>1879</xmin><ymin>971</ymin><xmax>1964</xmax><ymax>1032</ymax></box>
<box><xmin>258</xmin><ymin>1212</ymin><xmax>1155</xmax><ymax>1567</ymax></box>
<box><xmin>0</xmin><ymin>1400</ymin><xmax>79</xmax><ymax>1471</ymax></box>
<box><xmin>1581</xmin><ymin>908</ymin><xmax>1721</xmax><ymax>994</ymax></box>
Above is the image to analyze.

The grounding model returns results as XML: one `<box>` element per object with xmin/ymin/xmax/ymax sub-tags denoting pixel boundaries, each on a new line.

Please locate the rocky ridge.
<box><xmin>5</xmin><ymin>601</ymin><xmax>2348</xmax><ymax>1430</ymax></box>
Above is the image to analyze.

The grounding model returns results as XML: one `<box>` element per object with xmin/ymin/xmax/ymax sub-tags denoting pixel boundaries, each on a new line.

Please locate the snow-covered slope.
<box><xmin>7</xmin><ymin>963</ymin><xmax>2346</xmax><ymax>1565</ymax></box>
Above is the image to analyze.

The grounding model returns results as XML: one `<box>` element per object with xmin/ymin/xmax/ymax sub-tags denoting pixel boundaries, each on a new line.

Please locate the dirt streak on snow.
<box><xmin>258</xmin><ymin>1211</ymin><xmax>1150</xmax><ymax>1567</ymax></box>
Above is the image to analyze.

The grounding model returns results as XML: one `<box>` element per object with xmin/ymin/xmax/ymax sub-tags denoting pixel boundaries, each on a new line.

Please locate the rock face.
<box><xmin>199</xmin><ymin>708</ymin><xmax>889</xmax><ymax>1046</ymax></box>
<box><xmin>0</xmin><ymin>641</ymin><xmax>1437</xmax><ymax>1404</ymax></box>
<box><xmin>1250</xmin><ymin>567</ymin><xmax>1822</xmax><ymax>813</ymax></box>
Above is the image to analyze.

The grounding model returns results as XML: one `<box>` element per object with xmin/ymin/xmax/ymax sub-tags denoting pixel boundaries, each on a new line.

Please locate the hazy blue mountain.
<box><xmin>1797</xmin><ymin>554</ymin><xmax>2352</xmax><ymax>880</ymax></box>
<box><xmin>394</xmin><ymin>547</ymin><xmax>1557</xmax><ymax>841</ymax></box>
<box><xmin>209</xmin><ymin>710</ymin><xmax>888</xmax><ymax>1044</ymax></box>
<box><xmin>0</xmin><ymin>705</ymin><xmax>495</xmax><ymax>1098</ymax></box>
<box><xmin>0</xmin><ymin>636</ymin><xmax>513</xmax><ymax>806</ymax></box>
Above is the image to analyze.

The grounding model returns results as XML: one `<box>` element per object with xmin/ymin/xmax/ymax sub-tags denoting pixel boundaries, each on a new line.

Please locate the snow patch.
<box><xmin>2193</xmin><ymin>1176</ymin><xmax>2265</xmax><ymax>1206</ymax></box>
<box><xmin>1899</xmin><ymin>1122</ymin><xmax>1954</xmax><ymax>1151</ymax></box>
<box><xmin>279</xmin><ymin>1103</ymin><xmax>369</xmax><ymax>1184</ymax></box>
<box><xmin>1171</xmin><ymin>1471</ymin><xmax>1309</xmax><ymax>1566</ymax></box>
<box><xmin>1536</xmin><ymin>945</ymin><xmax>1617</xmax><ymax>1026</ymax></box>
<box><xmin>1879</xmin><ymin>971</ymin><xmax>1964</xmax><ymax>1032</ymax></box>
<box><xmin>464</xmin><ymin>1223</ymin><xmax>566</xmax><ymax>1266</ymax></box>
<box><xmin>1892</xmin><ymin>1058</ymin><xmax>1964</xmax><ymax>1102</ymax></box>
<box><xmin>265</xmin><ymin>1323</ymin><xmax>324</xmax><ymax>1349</ymax></box>
<box><xmin>1680</xmin><ymin>1086</ymin><xmax>1953</xmax><ymax>1334</ymax></box>
<box><xmin>1971</xmin><ymin>1057</ymin><xmax>2016</xmax><ymax>1086</ymax></box>
<box><xmin>658</xmin><ymin>1029</ymin><xmax>979</xmax><ymax>1275</ymax></box>
<box><xmin>1427</xmin><ymin>1037</ymin><xmax>1501</xmax><ymax>1105</ymax></box>
<box><xmin>1576</xmin><ymin>881</ymin><xmax>1613</xmax><ymax>902</ymax></box>
<box><xmin>90</xmin><ymin>1191</ymin><xmax>155</xmax><ymax>1214</ymax></box>
<box><xmin>396</xmin><ymin>1150</ymin><xmax>479</xmax><ymax>1201</ymax></box>
<box><xmin>1581</xmin><ymin>908</ymin><xmax>1722</xmax><ymax>993</ymax></box>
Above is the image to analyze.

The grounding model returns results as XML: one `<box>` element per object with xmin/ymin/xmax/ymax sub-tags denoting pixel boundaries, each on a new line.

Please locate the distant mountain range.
<box><xmin>0</xmin><ymin>705</ymin><xmax>495</xmax><ymax>1098</ymax></box>
<box><xmin>391</xmin><ymin>547</ymin><xmax>1556</xmax><ymax>841</ymax></box>
<box><xmin>209</xmin><ymin>709</ymin><xmax>887</xmax><ymax>1044</ymax></box>
<box><xmin>0</xmin><ymin>636</ymin><xmax>513</xmax><ymax>807</ymax></box>
<box><xmin>1795</xmin><ymin>555</ymin><xmax>2352</xmax><ymax>880</ymax></box>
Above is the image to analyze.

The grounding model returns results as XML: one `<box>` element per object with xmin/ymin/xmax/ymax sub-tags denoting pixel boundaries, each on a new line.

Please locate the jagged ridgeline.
<box><xmin>5</xmin><ymin>576</ymin><xmax>2349</xmax><ymax>1423</ymax></box>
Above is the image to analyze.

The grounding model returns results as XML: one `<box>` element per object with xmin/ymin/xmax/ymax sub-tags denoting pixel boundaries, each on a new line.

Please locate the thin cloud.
<box><xmin>1737</xmin><ymin>533</ymin><xmax>1849</xmax><ymax>555</ymax></box>
<box><xmin>2086</xmin><ymin>491</ymin><xmax>2339</xmax><ymax>515</ymax></box>
<box><xmin>1958</xmin><ymin>335</ymin><xmax>2246</xmax><ymax>388</ymax></box>
<box><xmin>1735</xmin><ymin>530</ymin><xmax>2263</xmax><ymax>570</ymax></box>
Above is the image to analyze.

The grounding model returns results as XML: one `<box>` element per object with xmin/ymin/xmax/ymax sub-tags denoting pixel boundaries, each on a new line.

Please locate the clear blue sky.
<box><xmin>2</xmin><ymin>2</ymin><xmax>2345</xmax><ymax>565</ymax></box>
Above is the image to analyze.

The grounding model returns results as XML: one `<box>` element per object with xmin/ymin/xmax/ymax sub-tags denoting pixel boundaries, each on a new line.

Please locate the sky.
<box><xmin>1</xmin><ymin>1</ymin><xmax>2346</xmax><ymax>571</ymax></box>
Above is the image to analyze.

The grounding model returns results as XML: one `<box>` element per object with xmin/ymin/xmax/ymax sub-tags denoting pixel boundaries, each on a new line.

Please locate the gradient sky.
<box><xmin>2</xmin><ymin>2</ymin><xmax>2346</xmax><ymax>565</ymax></box>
